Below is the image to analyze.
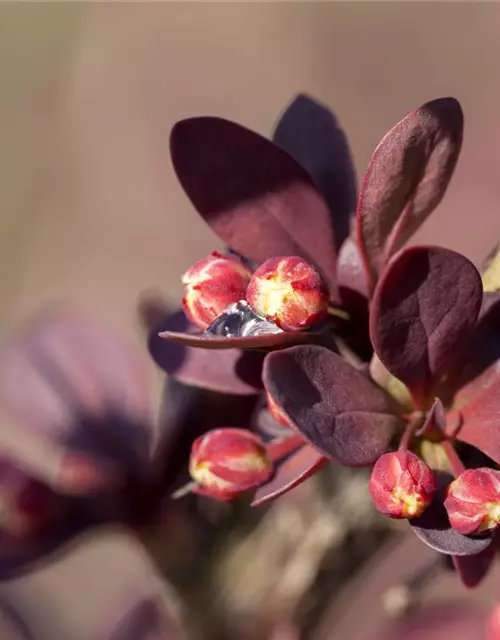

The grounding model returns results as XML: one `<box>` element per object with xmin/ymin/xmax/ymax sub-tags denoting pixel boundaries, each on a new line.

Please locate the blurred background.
<box><xmin>1</xmin><ymin>3</ymin><xmax>500</xmax><ymax>639</ymax></box>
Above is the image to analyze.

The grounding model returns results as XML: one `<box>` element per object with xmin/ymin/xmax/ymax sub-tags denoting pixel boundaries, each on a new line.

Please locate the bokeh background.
<box><xmin>1</xmin><ymin>3</ymin><xmax>500</xmax><ymax>639</ymax></box>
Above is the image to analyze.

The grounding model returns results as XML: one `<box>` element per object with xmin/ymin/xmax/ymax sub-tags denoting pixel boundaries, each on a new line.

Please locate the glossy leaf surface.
<box><xmin>170</xmin><ymin>116</ymin><xmax>338</xmax><ymax>296</ymax></box>
<box><xmin>262</xmin><ymin>345</ymin><xmax>402</xmax><ymax>465</ymax></box>
<box><xmin>357</xmin><ymin>97</ymin><xmax>463</xmax><ymax>287</ymax></box>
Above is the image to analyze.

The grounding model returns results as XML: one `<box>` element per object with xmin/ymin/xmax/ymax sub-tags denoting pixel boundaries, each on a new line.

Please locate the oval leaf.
<box><xmin>159</xmin><ymin>328</ymin><xmax>316</xmax><ymax>351</ymax></box>
<box><xmin>410</xmin><ymin>472</ymin><xmax>493</xmax><ymax>556</ymax></box>
<box><xmin>370</xmin><ymin>246</ymin><xmax>482</xmax><ymax>407</ymax></box>
<box><xmin>251</xmin><ymin>444</ymin><xmax>326</xmax><ymax>506</ymax></box>
<box><xmin>262</xmin><ymin>345</ymin><xmax>402</xmax><ymax>465</ymax></box>
<box><xmin>170</xmin><ymin>117</ymin><xmax>338</xmax><ymax>296</ymax></box>
<box><xmin>272</xmin><ymin>93</ymin><xmax>357</xmax><ymax>249</ymax></box>
<box><xmin>357</xmin><ymin>97</ymin><xmax>463</xmax><ymax>288</ymax></box>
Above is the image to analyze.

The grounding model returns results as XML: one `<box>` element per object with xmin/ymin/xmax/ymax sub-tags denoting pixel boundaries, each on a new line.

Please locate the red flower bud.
<box><xmin>182</xmin><ymin>252</ymin><xmax>252</xmax><ymax>330</ymax></box>
<box><xmin>189</xmin><ymin>428</ymin><xmax>273</xmax><ymax>501</ymax></box>
<box><xmin>369</xmin><ymin>451</ymin><xmax>436</xmax><ymax>519</ymax></box>
<box><xmin>444</xmin><ymin>468</ymin><xmax>500</xmax><ymax>535</ymax></box>
<box><xmin>245</xmin><ymin>256</ymin><xmax>329</xmax><ymax>331</ymax></box>
<box><xmin>266</xmin><ymin>392</ymin><xmax>292</xmax><ymax>429</ymax></box>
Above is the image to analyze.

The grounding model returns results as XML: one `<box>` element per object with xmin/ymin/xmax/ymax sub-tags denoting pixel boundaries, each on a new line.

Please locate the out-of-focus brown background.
<box><xmin>1</xmin><ymin>4</ymin><xmax>500</xmax><ymax>638</ymax></box>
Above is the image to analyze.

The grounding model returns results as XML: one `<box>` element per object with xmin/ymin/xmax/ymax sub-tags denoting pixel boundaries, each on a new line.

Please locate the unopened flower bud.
<box><xmin>182</xmin><ymin>252</ymin><xmax>252</xmax><ymax>330</ymax></box>
<box><xmin>189</xmin><ymin>428</ymin><xmax>273</xmax><ymax>501</ymax></box>
<box><xmin>369</xmin><ymin>451</ymin><xmax>436</xmax><ymax>519</ymax></box>
<box><xmin>444</xmin><ymin>468</ymin><xmax>500</xmax><ymax>535</ymax></box>
<box><xmin>245</xmin><ymin>256</ymin><xmax>329</xmax><ymax>331</ymax></box>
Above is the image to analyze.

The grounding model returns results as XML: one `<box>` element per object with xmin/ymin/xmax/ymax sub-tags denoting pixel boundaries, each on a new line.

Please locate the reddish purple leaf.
<box><xmin>438</xmin><ymin>291</ymin><xmax>500</xmax><ymax>405</ymax></box>
<box><xmin>144</xmin><ymin>304</ymin><xmax>263</xmax><ymax>395</ymax></box>
<box><xmin>159</xmin><ymin>328</ymin><xmax>316</xmax><ymax>351</ymax></box>
<box><xmin>170</xmin><ymin>117</ymin><xmax>338</xmax><ymax>297</ymax></box>
<box><xmin>410</xmin><ymin>473</ymin><xmax>493</xmax><ymax>556</ymax></box>
<box><xmin>262</xmin><ymin>345</ymin><xmax>402</xmax><ymax>466</ymax></box>
<box><xmin>0</xmin><ymin>306</ymin><xmax>153</xmax><ymax>491</ymax></box>
<box><xmin>272</xmin><ymin>93</ymin><xmax>357</xmax><ymax>249</ymax></box>
<box><xmin>251</xmin><ymin>444</ymin><xmax>326</xmax><ymax>506</ymax></box>
<box><xmin>370</xmin><ymin>246</ymin><xmax>482</xmax><ymax>408</ymax></box>
<box><xmin>452</xmin><ymin>542</ymin><xmax>496</xmax><ymax>588</ymax></box>
<box><xmin>446</xmin><ymin>361</ymin><xmax>500</xmax><ymax>464</ymax></box>
<box><xmin>357</xmin><ymin>97</ymin><xmax>463</xmax><ymax>288</ymax></box>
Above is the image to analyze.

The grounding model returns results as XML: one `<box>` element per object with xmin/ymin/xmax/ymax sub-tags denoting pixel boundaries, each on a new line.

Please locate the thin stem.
<box><xmin>171</xmin><ymin>480</ymin><xmax>198</xmax><ymax>499</ymax></box>
<box><xmin>441</xmin><ymin>439</ymin><xmax>466</xmax><ymax>477</ymax></box>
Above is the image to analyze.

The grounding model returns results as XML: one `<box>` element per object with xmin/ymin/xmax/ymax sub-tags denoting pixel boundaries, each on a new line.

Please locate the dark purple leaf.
<box><xmin>452</xmin><ymin>541</ymin><xmax>496</xmax><ymax>588</ymax></box>
<box><xmin>170</xmin><ymin>117</ymin><xmax>338</xmax><ymax>297</ymax></box>
<box><xmin>410</xmin><ymin>472</ymin><xmax>493</xmax><ymax>556</ymax></box>
<box><xmin>159</xmin><ymin>328</ymin><xmax>317</xmax><ymax>351</ymax></box>
<box><xmin>357</xmin><ymin>97</ymin><xmax>463</xmax><ymax>288</ymax></box>
<box><xmin>370</xmin><ymin>246</ymin><xmax>482</xmax><ymax>408</ymax></box>
<box><xmin>0</xmin><ymin>306</ymin><xmax>153</xmax><ymax>491</ymax></box>
<box><xmin>272</xmin><ymin>93</ymin><xmax>357</xmax><ymax>249</ymax></box>
<box><xmin>251</xmin><ymin>444</ymin><xmax>326</xmax><ymax>506</ymax></box>
<box><xmin>262</xmin><ymin>345</ymin><xmax>402</xmax><ymax>466</ymax></box>
<box><xmin>142</xmin><ymin>301</ymin><xmax>263</xmax><ymax>395</ymax></box>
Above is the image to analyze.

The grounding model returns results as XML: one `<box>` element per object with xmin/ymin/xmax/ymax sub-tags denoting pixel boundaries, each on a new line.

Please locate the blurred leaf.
<box><xmin>272</xmin><ymin>93</ymin><xmax>357</xmax><ymax>249</ymax></box>
<box><xmin>0</xmin><ymin>306</ymin><xmax>153</xmax><ymax>491</ymax></box>
<box><xmin>170</xmin><ymin>117</ymin><xmax>339</xmax><ymax>296</ymax></box>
